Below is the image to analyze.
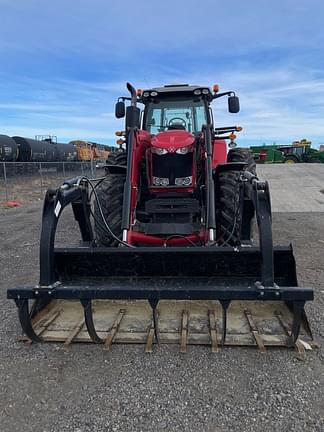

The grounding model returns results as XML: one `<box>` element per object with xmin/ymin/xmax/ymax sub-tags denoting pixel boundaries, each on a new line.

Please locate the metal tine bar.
<box><xmin>15</xmin><ymin>299</ymin><xmax>43</xmax><ymax>343</ymax></box>
<box><xmin>284</xmin><ymin>301</ymin><xmax>314</xmax><ymax>341</ymax></box>
<box><xmin>145</xmin><ymin>319</ymin><xmax>155</xmax><ymax>354</ymax></box>
<box><xmin>220</xmin><ymin>300</ymin><xmax>231</xmax><ymax>345</ymax></box>
<box><xmin>275</xmin><ymin>310</ymin><xmax>292</xmax><ymax>336</ymax></box>
<box><xmin>294</xmin><ymin>339</ymin><xmax>306</xmax><ymax>361</ymax></box>
<box><xmin>25</xmin><ymin>310</ymin><xmax>61</xmax><ymax>346</ymax></box>
<box><xmin>152</xmin><ymin>307</ymin><xmax>160</xmax><ymax>345</ymax></box>
<box><xmin>31</xmin><ymin>300</ymin><xmax>57</xmax><ymax>326</ymax></box>
<box><xmin>63</xmin><ymin>318</ymin><xmax>85</xmax><ymax>351</ymax></box>
<box><xmin>208</xmin><ymin>309</ymin><xmax>219</xmax><ymax>353</ymax></box>
<box><xmin>33</xmin><ymin>310</ymin><xmax>61</xmax><ymax>336</ymax></box>
<box><xmin>148</xmin><ymin>299</ymin><xmax>160</xmax><ymax>344</ymax></box>
<box><xmin>244</xmin><ymin>309</ymin><xmax>267</xmax><ymax>353</ymax></box>
<box><xmin>80</xmin><ymin>299</ymin><xmax>103</xmax><ymax>343</ymax></box>
<box><xmin>104</xmin><ymin>309</ymin><xmax>126</xmax><ymax>351</ymax></box>
<box><xmin>290</xmin><ymin>301</ymin><xmax>306</xmax><ymax>346</ymax></box>
<box><xmin>180</xmin><ymin>310</ymin><xmax>188</xmax><ymax>353</ymax></box>
<box><xmin>275</xmin><ymin>310</ymin><xmax>306</xmax><ymax>360</ymax></box>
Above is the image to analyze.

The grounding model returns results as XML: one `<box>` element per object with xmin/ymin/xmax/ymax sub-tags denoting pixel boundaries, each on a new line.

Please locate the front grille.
<box><xmin>152</xmin><ymin>153</ymin><xmax>193</xmax><ymax>186</ymax></box>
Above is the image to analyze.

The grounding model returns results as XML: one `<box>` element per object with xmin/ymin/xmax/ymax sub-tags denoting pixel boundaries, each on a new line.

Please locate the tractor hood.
<box><xmin>151</xmin><ymin>130</ymin><xmax>195</xmax><ymax>151</ymax></box>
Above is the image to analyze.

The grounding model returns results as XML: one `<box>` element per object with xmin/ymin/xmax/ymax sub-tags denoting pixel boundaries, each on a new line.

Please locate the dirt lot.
<box><xmin>1</xmin><ymin>201</ymin><xmax>324</xmax><ymax>431</ymax></box>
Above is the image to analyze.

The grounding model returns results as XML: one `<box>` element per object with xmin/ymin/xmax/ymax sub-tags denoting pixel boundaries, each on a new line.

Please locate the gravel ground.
<box><xmin>0</xmin><ymin>202</ymin><xmax>324</xmax><ymax>432</ymax></box>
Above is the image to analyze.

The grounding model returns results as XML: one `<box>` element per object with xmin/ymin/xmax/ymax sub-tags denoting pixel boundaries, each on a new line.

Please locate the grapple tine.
<box><xmin>290</xmin><ymin>301</ymin><xmax>306</xmax><ymax>346</ymax></box>
<box><xmin>80</xmin><ymin>299</ymin><xmax>103</xmax><ymax>343</ymax></box>
<box><xmin>148</xmin><ymin>299</ymin><xmax>159</xmax><ymax>345</ymax></box>
<box><xmin>220</xmin><ymin>300</ymin><xmax>231</xmax><ymax>346</ymax></box>
<box><xmin>15</xmin><ymin>299</ymin><xmax>42</xmax><ymax>343</ymax></box>
<box><xmin>145</xmin><ymin>319</ymin><xmax>155</xmax><ymax>353</ymax></box>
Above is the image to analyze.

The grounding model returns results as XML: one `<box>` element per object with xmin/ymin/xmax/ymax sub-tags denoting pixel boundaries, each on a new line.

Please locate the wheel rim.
<box><xmin>285</xmin><ymin>159</ymin><xmax>296</xmax><ymax>164</ymax></box>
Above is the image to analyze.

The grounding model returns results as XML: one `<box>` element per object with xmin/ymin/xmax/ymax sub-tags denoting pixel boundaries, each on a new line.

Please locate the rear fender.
<box><xmin>105</xmin><ymin>164</ymin><xmax>127</xmax><ymax>175</ymax></box>
<box><xmin>213</xmin><ymin>162</ymin><xmax>246</xmax><ymax>177</ymax></box>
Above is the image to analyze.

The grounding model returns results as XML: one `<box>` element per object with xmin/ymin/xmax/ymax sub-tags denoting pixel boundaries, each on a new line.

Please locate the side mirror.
<box><xmin>228</xmin><ymin>96</ymin><xmax>240</xmax><ymax>113</ymax></box>
<box><xmin>115</xmin><ymin>101</ymin><xmax>125</xmax><ymax>118</ymax></box>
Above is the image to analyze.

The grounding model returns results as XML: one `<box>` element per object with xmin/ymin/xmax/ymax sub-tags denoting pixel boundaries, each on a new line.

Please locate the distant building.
<box><xmin>320</xmin><ymin>145</ymin><xmax>324</xmax><ymax>152</ymax></box>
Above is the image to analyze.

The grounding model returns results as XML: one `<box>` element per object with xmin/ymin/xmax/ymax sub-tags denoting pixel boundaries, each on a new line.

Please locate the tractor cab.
<box><xmin>140</xmin><ymin>85</ymin><xmax>212</xmax><ymax>192</ymax></box>
<box><xmin>141</xmin><ymin>84</ymin><xmax>212</xmax><ymax>135</ymax></box>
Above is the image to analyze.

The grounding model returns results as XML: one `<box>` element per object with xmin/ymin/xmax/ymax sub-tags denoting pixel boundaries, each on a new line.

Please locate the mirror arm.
<box><xmin>213</xmin><ymin>91</ymin><xmax>235</xmax><ymax>100</ymax></box>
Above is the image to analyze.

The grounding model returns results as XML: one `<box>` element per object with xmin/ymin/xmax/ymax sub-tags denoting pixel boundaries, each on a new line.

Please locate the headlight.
<box><xmin>151</xmin><ymin>147</ymin><xmax>168</xmax><ymax>155</ymax></box>
<box><xmin>143</xmin><ymin>91</ymin><xmax>150</xmax><ymax>97</ymax></box>
<box><xmin>150</xmin><ymin>91</ymin><xmax>158</xmax><ymax>96</ymax></box>
<box><xmin>175</xmin><ymin>145</ymin><xmax>193</xmax><ymax>155</ymax></box>
<box><xmin>194</xmin><ymin>89</ymin><xmax>201</xmax><ymax>95</ymax></box>
<box><xmin>202</xmin><ymin>88</ymin><xmax>209</xmax><ymax>94</ymax></box>
<box><xmin>153</xmin><ymin>177</ymin><xmax>169</xmax><ymax>186</ymax></box>
<box><xmin>175</xmin><ymin>176</ymin><xmax>192</xmax><ymax>186</ymax></box>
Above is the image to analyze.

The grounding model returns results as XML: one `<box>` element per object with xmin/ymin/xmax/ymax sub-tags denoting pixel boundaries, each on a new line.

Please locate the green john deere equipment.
<box><xmin>251</xmin><ymin>139</ymin><xmax>324</xmax><ymax>164</ymax></box>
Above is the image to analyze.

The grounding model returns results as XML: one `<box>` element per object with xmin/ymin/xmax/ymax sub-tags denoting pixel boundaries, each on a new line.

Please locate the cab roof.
<box><xmin>141</xmin><ymin>84</ymin><xmax>214</xmax><ymax>101</ymax></box>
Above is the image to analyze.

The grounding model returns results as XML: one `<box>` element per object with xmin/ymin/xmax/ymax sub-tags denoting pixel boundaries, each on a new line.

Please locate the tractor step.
<box><xmin>16</xmin><ymin>300</ymin><xmax>315</xmax><ymax>357</ymax></box>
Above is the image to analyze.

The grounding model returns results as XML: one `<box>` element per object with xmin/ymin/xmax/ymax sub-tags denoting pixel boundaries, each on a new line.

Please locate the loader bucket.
<box><xmin>7</xmin><ymin>246</ymin><xmax>314</xmax><ymax>353</ymax></box>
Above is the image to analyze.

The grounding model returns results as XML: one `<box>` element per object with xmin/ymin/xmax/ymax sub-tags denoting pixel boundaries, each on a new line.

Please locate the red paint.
<box><xmin>151</xmin><ymin>130</ymin><xmax>195</xmax><ymax>151</ymax></box>
<box><xmin>212</xmin><ymin>139</ymin><xmax>227</xmax><ymax>169</ymax></box>
<box><xmin>3</xmin><ymin>200</ymin><xmax>22</xmax><ymax>208</ymax></box>
<box><xmin>128</xmin><ymin>230</ymin><xmax>207</xmax><ymax>246</ymax></box>
<box><xmin>126</xmin><ymin>129</ymin><xmax>229</xmax><ymax>246</ymax></box>
<box><xmin>259</xmin><ymin>150</ymin><xmax>267</xmax><ymax>163</ymax></box>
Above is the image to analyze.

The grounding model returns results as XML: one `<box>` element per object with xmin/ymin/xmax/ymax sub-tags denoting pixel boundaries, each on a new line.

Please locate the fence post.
<box><xmin>39</xmin><ymin>162</ymin><xmax>43</xmax><ymax>198</ymax></box>
<box><xmin>63</xmin><ymin>161</ymin><xmax>66</xmax><ymax>179</ymax></box>
<box><xmin>3</xmin><ymin>162</ymin><xmax>9</xmax><ymax>202</ymax></box>
<box><xmin>90</xmin><ymin>158</ymin><xmax>95</xmax><ymax>178</ymax></box>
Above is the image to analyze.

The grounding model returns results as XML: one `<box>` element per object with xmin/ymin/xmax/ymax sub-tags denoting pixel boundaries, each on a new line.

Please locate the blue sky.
<box><xmin>1</xmin><ymin>0</ymin><xmax>324</xmax><ymax>147</ymax></box>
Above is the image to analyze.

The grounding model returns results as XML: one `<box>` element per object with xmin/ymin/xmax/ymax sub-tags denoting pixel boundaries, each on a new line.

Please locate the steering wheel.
<box><xmin>168</xmin><ymin>117</ymin><xmax>187</xmax><ymax>128</ymax></box>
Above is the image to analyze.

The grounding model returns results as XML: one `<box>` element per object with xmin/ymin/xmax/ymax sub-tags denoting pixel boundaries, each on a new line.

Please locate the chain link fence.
<box><xmin>0</xmin><ymin>161</ymin><xmax>105</xmax><ymax>204</ymax></box>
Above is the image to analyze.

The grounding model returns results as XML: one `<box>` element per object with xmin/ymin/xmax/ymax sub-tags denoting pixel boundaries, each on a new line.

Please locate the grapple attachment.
<box><xmin>7</xmin><ymin>175</ymin><xmax>314</xmax><ymax>353</ymax></box>
<box><xmin>8</xmin><ymin>246</ymin><xmax>313</xmax><ymax>352</ymax></box>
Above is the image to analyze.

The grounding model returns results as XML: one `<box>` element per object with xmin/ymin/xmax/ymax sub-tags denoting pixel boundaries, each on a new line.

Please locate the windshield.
<box><xmin>144</xmin><ymin>97</ymin><xmax>207</xmax><ymax>134</ymax></box>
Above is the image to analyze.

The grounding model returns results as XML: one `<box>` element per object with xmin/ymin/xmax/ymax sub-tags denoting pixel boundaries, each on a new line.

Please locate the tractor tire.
<box><xmin>104</xmin><ymin>150</ymin><xmax>127</xmax><ymax>170</ymax></box>
<box><xmin>227</xmin><ymin>147</ymin><xmax>256</xmax><ymax>174</ymax></box>
<box><xmin>94</xmin><ymin>152</ymin><xmax>126</xmax><ymax>246</ymax></box>
<box><xmin>218</xmin><ymin>170</ymin><xmax>243</xmax><ymax>246</ymax></box>
<box><xmin>284</xmin><ymin>155</ymin><xmax>298</xmax><ymax>164</ymax></box>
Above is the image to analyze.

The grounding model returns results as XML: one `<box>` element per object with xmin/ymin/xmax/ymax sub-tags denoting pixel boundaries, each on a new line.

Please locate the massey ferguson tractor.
<box><xmin>7</xmin><ymin>83</ymin><xmax>314</xmax><ymax>355</ymax></box>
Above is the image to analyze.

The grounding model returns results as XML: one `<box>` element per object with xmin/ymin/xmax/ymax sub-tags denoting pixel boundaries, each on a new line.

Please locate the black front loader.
<box><xmin>7</xmin><ymin>170</ymin><xmax>314</xmax><ymax>350</ymax></box>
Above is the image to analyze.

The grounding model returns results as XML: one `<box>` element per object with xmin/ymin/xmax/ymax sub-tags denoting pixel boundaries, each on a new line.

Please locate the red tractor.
<box><xmin>95</xmin><ymin>83</ymin><xmax>255</xmax><ymax>248</ymax></box>
<box><xmin>7</xmin><ymin>82</ymin><xmax>313</xmax><ymax>353</ymax></box>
